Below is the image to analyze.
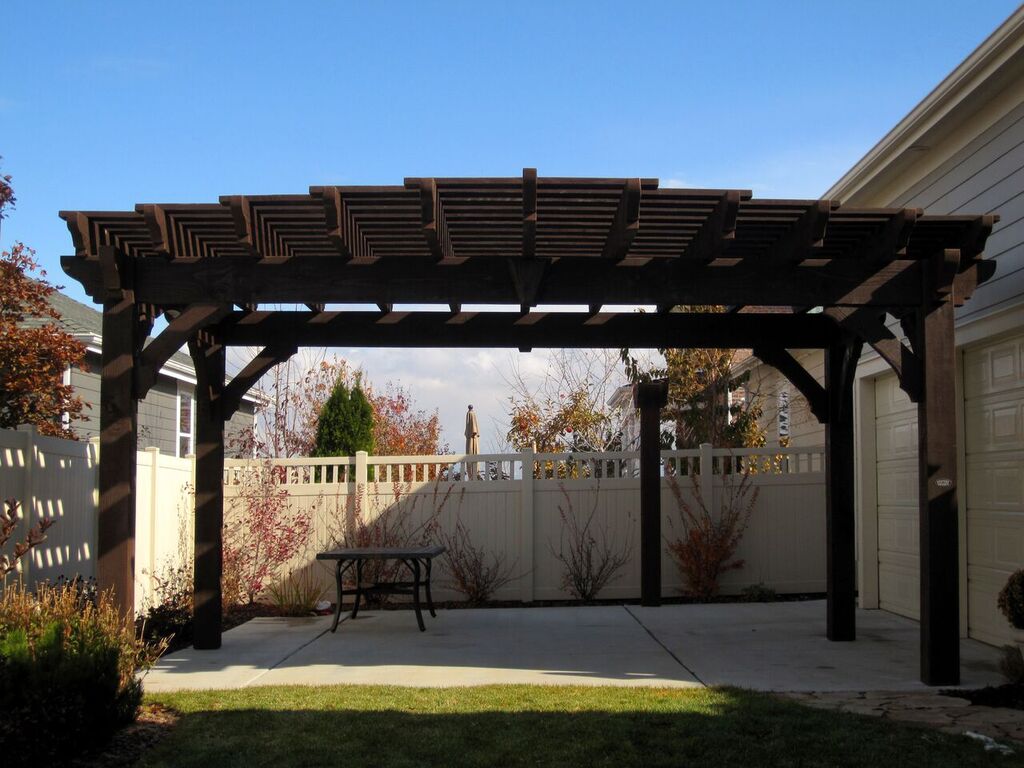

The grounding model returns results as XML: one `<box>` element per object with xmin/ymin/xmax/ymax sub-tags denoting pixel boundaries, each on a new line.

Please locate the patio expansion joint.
<box><xmin>622</xmin><ymin>605</ymin><xmax>705</xmax><ymax>686</ymax></box>
<box><xmin>241</xmin><ymin>618</ymin><xmax>340</xmax><ymax>688</ymax></box>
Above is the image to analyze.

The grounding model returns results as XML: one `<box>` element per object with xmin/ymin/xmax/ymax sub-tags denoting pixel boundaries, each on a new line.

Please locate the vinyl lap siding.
<box><xmin>890</xmin><ymin>100</ymin><xmax>1024</xmax><ymax>322</ymax></box>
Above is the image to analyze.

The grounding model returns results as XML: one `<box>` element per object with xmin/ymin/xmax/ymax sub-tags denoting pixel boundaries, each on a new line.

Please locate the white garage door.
<box><xmin>963</xmin><ymin>334</ymin><xmax>1024</xmax><ymax>647</ymax></box>
<box><xmin>874</xmin><ymin>373</ymin><xmax>920</xmax><ymax>619</ymax></box>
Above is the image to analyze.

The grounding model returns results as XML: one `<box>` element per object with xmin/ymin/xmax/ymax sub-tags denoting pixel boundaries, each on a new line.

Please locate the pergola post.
<box><xmin>190</xmin><ymin>341</ymin><xmax>226</xmax><ymax>650</ymax></box>
<box><xmin>917</xmin><ymin>249</ymin><xmax>961</xmax><ymax>686</ymax></box>
<box><xmin>98</xmin><ymin>293</ymin><xmax>140</xmax><ymax>617</ymax></box>
<box><xmin>634</xmin><ymin>379</ymin><xmax>669</xmax><ymax>607</ymax></box>
<box><xmin>825</xmin><ymin>340</ymin><xmax>861</xmax><ymax>641</ymax></box>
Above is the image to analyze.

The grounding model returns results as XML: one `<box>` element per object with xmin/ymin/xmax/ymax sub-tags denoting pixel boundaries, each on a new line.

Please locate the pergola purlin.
<box><xmin>60</xmin><ymin>170</ymin><xmax>996</xmax><ymax>686</ymax></box>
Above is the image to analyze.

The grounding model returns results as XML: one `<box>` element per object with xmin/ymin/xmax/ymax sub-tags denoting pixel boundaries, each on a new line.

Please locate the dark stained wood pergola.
<box><xmin>60</xmin><ymin>170</ymin><xmax>996</xmax><ymax>686</ymax></box>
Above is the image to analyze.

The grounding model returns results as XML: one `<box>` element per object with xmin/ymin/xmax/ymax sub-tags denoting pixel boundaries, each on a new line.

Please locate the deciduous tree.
<box><xmin>368</xmin><ymin>383</ymin><xmax>447</xmax><ymax>456</ymax></box>
<box><xmin>504</xmin><ymin>349</ymin><xmax>629</xmax><ymax>453</ymax></box>
<box><xmin>621</xmin><ymin>306</ymin><xmax>764</xmax><ymax>449</ymax></box>
<box><xmin>0</xmin><ymin>164</ymin><xmax>87</xmax><ymax>438</ymax></box>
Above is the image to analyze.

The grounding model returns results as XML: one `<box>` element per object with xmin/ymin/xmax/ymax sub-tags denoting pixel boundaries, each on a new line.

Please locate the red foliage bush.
<box><xmin>223</xmin><ymin>464</ymin><xmax>313</xmax><ymax>605</ymax></box>
<box><xmin>666</xmin><ymin>469</ymin><xmax>759</xmax><ymax>599</ymax></box>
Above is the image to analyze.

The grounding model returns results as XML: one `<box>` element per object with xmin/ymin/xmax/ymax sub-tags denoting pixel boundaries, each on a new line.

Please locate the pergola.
<box><xmin>60</xmin><ymin>170</ymin><xmax>995</xmax><ymax>686</ymax></box>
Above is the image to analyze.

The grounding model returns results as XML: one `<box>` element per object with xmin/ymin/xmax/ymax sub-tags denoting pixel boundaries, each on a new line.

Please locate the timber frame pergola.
<box><xmin>61</xmin><ymin>170</ymin><xmax>996</xmax><ymax>686</ymax></box>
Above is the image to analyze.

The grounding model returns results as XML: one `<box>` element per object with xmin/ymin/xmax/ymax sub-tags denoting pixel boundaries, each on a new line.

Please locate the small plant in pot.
<box><xmin>997</xmin><ymin>569</ymin><xmax>1024</xmax><ymax>684</ymax></box>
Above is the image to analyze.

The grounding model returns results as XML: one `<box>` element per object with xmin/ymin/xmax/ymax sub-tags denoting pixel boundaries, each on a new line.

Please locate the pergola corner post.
<box><xmin>634</xmin><ymin>379</ymin><xmax>669</xmax><ymax>607</ymax></box>
<box><xmin>189</xmin><ymin>340</ymin><xmax>226</xmax><ymax>650</ymax></box>
<box><xmin>824</xmin><ymin>338</ymin><xmax>862</xmax><ymax>641</ymax></box>
<box><xmin>98</xmin><ymin>289</ymin><xmax>141</xmax><ymax>618</ymax></box>
<box><xmin>917</xmin><ymin>249</ymin><xmax>962</xmax><ymax>686</ymax></box>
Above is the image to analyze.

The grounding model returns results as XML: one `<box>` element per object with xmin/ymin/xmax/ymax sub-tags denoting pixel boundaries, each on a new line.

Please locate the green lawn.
<box><xmin>142</xmin><ymin>685</ymin><xmax>1020</xmax><ymax>768</ymax></box>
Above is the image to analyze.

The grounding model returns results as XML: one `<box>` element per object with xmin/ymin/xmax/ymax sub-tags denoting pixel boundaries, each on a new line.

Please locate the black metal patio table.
<box><xmin>316</xmin><ymin>545</ymin><xmax>446</xmax><ymax>632</ymax></box>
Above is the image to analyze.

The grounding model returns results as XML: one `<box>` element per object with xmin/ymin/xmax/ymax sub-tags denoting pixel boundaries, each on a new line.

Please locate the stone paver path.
<box><xmin>784</xmin><ymin>690</ymin><xmax>1024</xmax><ymax>747</ymax></box>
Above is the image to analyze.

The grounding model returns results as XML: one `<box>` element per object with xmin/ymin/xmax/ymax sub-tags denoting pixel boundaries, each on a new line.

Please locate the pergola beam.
<box><xmin>217</xmin><ymin>310</ymin><xmax>842</xmax><ymax>349</ymax></box>
<box><xmin>135</xmin><ymin>303</ymin><xmax>232</xmax><ymax>398</ymax></box>
<box><xmin>681</xmin><ymin>190</ymin><xmax>741</xmax><ymax>263</ymax></box>
<box><xmin>601</xmin><ymin>178</ymin><xmax>642</xmax><ymax>263</ymax></box>
<box><xmin>751</xmin><ymin>347</ymin><xmax>828</xmax><ymax>422</ymax></box>
<box><xmin>522</xmin><ymin>168</ymin><xmax>537</xmax><ymax>260</ymax></box>
<box><xmin>221</xmin><ymin>343</ymin><xmax>296</xmax><ymax>418</ymax></box>
<box><xmin>314</xmin><ymin>186</ymin><xmax>375</xmax><ymax>262</ymax></box>
<box><xmin>221</xmin><ymin>195</ymin><xmax>260</xmax><ymax>259</ymax></box>
<box><xmin>766</xmin><ymin>199</ymin><xmax>832</xmax><ymax>264</ymax></box>
<box><xmin>409</xmin><ymin>177</ymin><xmax>459</xmax><ymax>264</ymax></box>
<box><xmin>62</xmin><ymin>253</ymin><xmax>931</xmax><ymax>308</ymax></box>
<box><xmin>825</xmin><ymin>307</ymin><xmax>922</xmax><ymax>401</ymax></box>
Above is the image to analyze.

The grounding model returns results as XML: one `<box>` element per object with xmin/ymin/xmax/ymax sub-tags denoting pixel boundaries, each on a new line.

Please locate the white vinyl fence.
<box><xmin>0</xmin><ymin>425</ymin><xmax>826</xmax><ymax>607</ymax></box>
<box><xmin>223</xmin><ymin>444</ymin><xmax>826</xmax><ymax>602</ymax></box>
<box><xmin>0</xmin><ymin>426</ymin><xmax>195</xmax><ymax>610</ymax></box>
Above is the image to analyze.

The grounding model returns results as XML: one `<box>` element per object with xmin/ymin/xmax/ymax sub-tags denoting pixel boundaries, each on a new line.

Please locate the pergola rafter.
<box><xmin>60</xmin><ymin>171</ymin><xmax>997</xmax><ymax>687</ymax></box>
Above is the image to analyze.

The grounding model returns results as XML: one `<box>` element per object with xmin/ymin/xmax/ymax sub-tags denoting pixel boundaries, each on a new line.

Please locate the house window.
<box><xmin>177</xmin><ymin>386</ymin><xmax>195</xmax><ymax>457</ymax></box>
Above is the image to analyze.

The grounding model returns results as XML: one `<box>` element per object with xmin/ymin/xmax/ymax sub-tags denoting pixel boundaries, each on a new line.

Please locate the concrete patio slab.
<box><xmin>629</xmin><ymin>600</ymin><xmax>1004</xmax><ymax>692</ymax></box>
<box><xmin>144</xmin><ymin>616</ymin><xmax>333</xmax><ymax>692</ymax></box>
<box><xmin>256</xmin><ymin>605</ymin><xmax>700</xmax><ymax>688</ymax></box>
<box><xmin>142</xmin><ymin>601</ymin><xmax>1004</xmax><ymax>693</ymax></box>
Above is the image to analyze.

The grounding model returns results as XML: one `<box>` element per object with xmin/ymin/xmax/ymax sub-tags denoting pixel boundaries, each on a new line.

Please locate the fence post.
<box><xmin>16</xmin><ymin>424</ymin><xmax>36</xmax><ymax>581</ymax></box>
<box><xmin>699</xmin><ymin>443</ymin><xmax>714</xmax><ymax>514</ymax></box>
<box><xmin>520</xmin><ymin>447</ymin><xmax>535</xmax><ymax>602</ymax></box>
<box><xmin>145</xmin><ymin>447</ymin><xmax>160</xmax><ymax>606</ymax></box>
<box><xmin>355</xmin><ymin>451</ymin><xmax>369</xmax><ymax>530</ymax></box>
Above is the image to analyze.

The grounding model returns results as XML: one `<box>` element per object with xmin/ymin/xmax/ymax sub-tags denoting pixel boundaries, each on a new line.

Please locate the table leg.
<box><xmin>330</xmin><ymin>559</ymin><xmax>344</xmax><ymax>633</ymax></box>
<box><xmin>411</xmin><ymin>558</ymin><xmax>425</xmax><ymax>631</ymax></box>
<box><xmin>352</xmin><ymin>560</ymin><xmax>363</xmax><ymax>619</ymax></box>
<box><xmin>424</xmin><ymin>558</ymin><xmax>437</xmax><ymax>618</ymax></box>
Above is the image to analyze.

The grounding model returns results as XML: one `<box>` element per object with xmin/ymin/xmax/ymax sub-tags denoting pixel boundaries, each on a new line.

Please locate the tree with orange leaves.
<box><xmin>0</xmin><ymin>163</ymin><xmax>87</xmax><ymax>438</ymax></box>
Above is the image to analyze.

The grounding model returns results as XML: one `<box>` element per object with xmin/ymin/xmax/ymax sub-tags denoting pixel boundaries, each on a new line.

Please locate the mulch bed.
<box><xmin>943</xmin><ymin>684</ymin><xmax>1024</xmax><ymax>711</ymax></box>
<box><xmin>72</xmin><ymin>703</ymin><xmax>179</xmax><ymax>767</ymax></box>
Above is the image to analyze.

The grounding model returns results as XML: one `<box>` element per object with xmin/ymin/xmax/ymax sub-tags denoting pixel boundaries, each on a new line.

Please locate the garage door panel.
<box><xmin>967</xmin><ymin>509</ymin><xmax>1024</xmax><ymax>572</ymax></box>
<box><xmin>876</xmin><ymin>417</ymin><xmax>918</xmax><ymax>461</ymax></box>
<box><xmin>964</xmin><ymin>395</ymin><xmax>1024</xmax><ymax>453</ymax></box>
<box><xmin>875</xmin><ymin>373</ymin><xmax>916</xmax><ymax>416</ymax></box>
<box><xmin>878</xmin><ymin>507</ymin><xmax>919</xmax><ymax>555</ymax></box>
<box><xmin>968</xmin><ymin>567</ymin><xmax>1018</xmax><ymax>647</ymax></box>
<box><xmin>874</xmin><ymin>372</ymin><xmax>920</xmax><ymax>621</ymax></box>
<box><xmin>963</xmin><ymin>331</ymin><xmax>1024</xmax><ymax>648</ymax></box>
<box><xmin>963</xmin><ymin>339</ymin><xmax>1024</xmax><ymax>398</ymax></box>
<box><xmin>877</xmin><ymin>461</ymin><xmax>918</xmax><ymax>506</ymax></box>
<box><xmin>879</xmin><ymin>561</ymin><xmax>920</xmax><ymax>619</ymax></box>
<box><xmin>966</xmin><ymin>456</ymin><xmax>1024</xmax><ymax>510</ymax></box>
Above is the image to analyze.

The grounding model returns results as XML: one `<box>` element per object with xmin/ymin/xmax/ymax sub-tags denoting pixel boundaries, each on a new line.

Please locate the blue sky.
<box><xmin>2</xmin><ymin>1</ymin><xmax>1019</xmax><ymax>448</ymax></box>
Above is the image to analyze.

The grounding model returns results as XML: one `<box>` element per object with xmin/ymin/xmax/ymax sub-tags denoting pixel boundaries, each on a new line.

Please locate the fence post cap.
<box><xmin>355</xmin><ymin>450</ymin><xmax>369</xmax><ymax>458</ymax></box>
<box><xmin>145</xmin><ymin>446</ymin><xmax>160</xmax><ymax>454</ymax></box>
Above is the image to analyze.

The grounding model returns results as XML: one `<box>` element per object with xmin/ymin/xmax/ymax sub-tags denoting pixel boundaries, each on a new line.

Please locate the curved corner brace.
<box><xmin>221</xmin><ymin>343</ymin><xmax>298</xmax><ymax>419</ymax></box>
<box><xmin>825</xmin><ymin>308</ymin><xmax>922</xmax><ymax>402</ymax></box>
<box><xmin>752</xmin><ymin>346</ymin><xmax>829</xmax><ymax>423</ymax></box>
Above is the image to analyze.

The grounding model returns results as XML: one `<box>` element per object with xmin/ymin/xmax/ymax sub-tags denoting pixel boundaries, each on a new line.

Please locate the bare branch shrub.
<box><xmin>437</xmin><ymin>487</ymin><xmax>518</xmax><ymax>604</ymax></box>
<box><xmin>666</xmin><ymin>467</ymin><xmax>759</xmax><ymax>599</ymax></box>
<box><xmin>550</xmin><ymin>485</ymin><xmax>632</xmax><ymax>601</ymax></box>
<box><xmin>328</xmin><ymin>480</ymin><xmax>442</xmax><ymax>604</ymax></box>
<box><xmin>1</xmin><ymin>498</ymin><xmax>54</xmax><ymax>578</ymax></box>
<box><xmin>223</xmin><ymin>462</ymin><xmax>314</xmax><ymax>605</ymax></box>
